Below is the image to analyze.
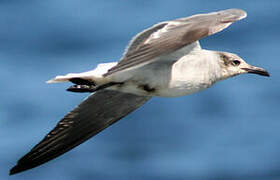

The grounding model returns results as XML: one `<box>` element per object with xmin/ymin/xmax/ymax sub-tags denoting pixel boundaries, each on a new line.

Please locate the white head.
<box><xmin>217</xmin><ymin>51</ymin><xmax>270</xmax><ymax>80</ymax></box>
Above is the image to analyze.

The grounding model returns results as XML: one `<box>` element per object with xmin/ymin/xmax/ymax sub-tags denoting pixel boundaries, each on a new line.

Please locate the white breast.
<box><xmin>109</xmin><ymin>48</ymin><xmax>222</xmax><ymax>97</ymax></box>
<box><xmin>156</xmin><ymin>50</ymin><xmax>223</xmax><ymax>97</ymax></box>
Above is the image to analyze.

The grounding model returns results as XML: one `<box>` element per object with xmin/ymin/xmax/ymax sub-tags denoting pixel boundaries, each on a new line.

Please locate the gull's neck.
<box><xmin>166</xmin><ymin>49</ymin><xmax>225</xmax><ymax>97</ymax></box>
<box><xmin>190</xmin><ymin>49</ymin><xmax>225</xmax><ymax>81</ymax></box>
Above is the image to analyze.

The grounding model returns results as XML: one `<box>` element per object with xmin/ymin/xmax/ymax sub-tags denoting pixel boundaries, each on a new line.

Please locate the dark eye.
<box><xmin>231</xmin><ymin>60</ymin><xmax>241</xmax><ymax>66</ymax></box>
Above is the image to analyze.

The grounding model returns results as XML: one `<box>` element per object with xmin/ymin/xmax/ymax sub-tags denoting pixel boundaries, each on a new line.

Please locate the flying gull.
<box><xmin>10</xmin><ymin>9</ymin><xmax>269</xmax><ymax>175</ymax></box>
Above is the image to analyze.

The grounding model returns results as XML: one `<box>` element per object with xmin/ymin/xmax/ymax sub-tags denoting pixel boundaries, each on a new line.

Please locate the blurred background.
<box><xmin>1</xmin><ymin>1</ymin><xmax>279</xmax><ymax>180</ymax></box>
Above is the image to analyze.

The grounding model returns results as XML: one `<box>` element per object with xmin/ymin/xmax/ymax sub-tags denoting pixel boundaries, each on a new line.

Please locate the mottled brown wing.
<box><xmin>10</xmin><ymin>90</ymin><xmax>151</xmax><ymax>175</ymax></box>
<box><xmin>105</xmin><ymin>9</ymin><xmax>246</xmax><ymax>76</ymax></box>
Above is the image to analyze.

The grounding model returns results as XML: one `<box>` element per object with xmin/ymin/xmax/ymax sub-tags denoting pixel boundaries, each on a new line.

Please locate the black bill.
<box><xmin>242</xmin><ymin>66</ymin><xmax>270</xmax><ymax>77</ymax></box>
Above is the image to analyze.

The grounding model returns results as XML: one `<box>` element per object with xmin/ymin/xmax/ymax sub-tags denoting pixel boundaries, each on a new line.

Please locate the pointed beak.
<box><xmin>241</xmin><ymin>66</ymin><xmax>270</xmax><ymax>77</ymax></box>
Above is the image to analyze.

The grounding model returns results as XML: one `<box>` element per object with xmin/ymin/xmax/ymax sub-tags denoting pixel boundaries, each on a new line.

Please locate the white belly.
<box><xmin>107</xmin><ymin>50</ymin><xmax>222</xmax><ymax>97</ymax></box>
<box><xmin>156</xmin><ymin>82</ymin><xmax>211</xmax><ymax>97</ymax></box>
<box><xmin>109</xmin><ymin>78</ymin><xmax>211</xmax><ymax>97</ymax></box>
<box><xmin>108</xmin><ymin>61</ymin><xmax>214</xmax><ymax>97</ymax></box>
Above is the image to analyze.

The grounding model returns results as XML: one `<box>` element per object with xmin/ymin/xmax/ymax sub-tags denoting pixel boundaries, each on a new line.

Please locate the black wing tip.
<box><xmin>10</xmin><ymin>158</ymin><xmax>40</xmax><ymax>175</ymax></box>
<box><xmin>10</xmin><ymin>161</ymin><xmax>39</xmax><ymax>175</ymax></box>
<box><xmin>10</xmin><ymin>164</ymin><xmax>26</xmax><ymax>175</ymax></box>
<box><xmin>10</xmin><ymin>166</ymin><xmax>18</xmax><ymax>175</ymax></box>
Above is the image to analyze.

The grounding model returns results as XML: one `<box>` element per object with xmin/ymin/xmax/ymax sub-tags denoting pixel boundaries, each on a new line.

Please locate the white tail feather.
<box><xmin>46</xmin><ymin>62</ymin><xmax>118</xmax><ymax>84</ymax></box>
<box><xmin>46</xmin><ymin>74</ymin><xmax>81</xmax><ymax>84</ymax></box>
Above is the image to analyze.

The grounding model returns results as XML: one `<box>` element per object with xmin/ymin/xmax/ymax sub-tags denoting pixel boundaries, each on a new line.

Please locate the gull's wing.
<box><xmin>10</xmin><ymin>90</ymin><xmax>151</xmax><ymax>175</ymax></box>
<box><xmin>105</xmin><ymin>9</ymin><xmax>247</xmax><ymax>76</ymax></box>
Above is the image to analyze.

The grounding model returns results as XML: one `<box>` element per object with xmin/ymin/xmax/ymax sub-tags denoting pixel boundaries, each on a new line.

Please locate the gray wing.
<box><xmin>10</xmin><ymin>90</ymin><xmax>151</xmax><ymax>175</ymax></box>
<box><xmin>105</xmin><ymin>9</ymin><xmax>247</xmax><ymax>76</ymax></box>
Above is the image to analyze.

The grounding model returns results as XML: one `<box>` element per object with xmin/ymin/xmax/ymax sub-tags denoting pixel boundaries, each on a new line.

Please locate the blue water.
<box><xmin>2</xmin><ymin>1</ymin><xmax>280</xmax><ymax>180</ymax></box>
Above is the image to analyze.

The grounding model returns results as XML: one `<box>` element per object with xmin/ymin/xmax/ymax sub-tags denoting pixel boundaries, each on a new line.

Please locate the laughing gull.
<box><xmin>10</xmin><ymin>9</ymin><xmax>269</xmax><ymax>175</ymax></box>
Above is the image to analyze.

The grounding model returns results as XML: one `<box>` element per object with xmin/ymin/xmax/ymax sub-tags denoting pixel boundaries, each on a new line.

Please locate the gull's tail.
<box><xmin>46</xmin><ymin>62</ymin><xmax>118</xmax><ymax>93</ymax></box>
<box><xmin>46</xmin><ymin>62</ymin><xmax>118</xmax><ymax>84</ymax></box>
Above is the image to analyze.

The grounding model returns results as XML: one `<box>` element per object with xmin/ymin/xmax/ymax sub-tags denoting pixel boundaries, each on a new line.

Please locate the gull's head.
<box><xmin>217</xmin><ymin>51</ymin><xmax>270</xmax><ymax>79</ymax></box>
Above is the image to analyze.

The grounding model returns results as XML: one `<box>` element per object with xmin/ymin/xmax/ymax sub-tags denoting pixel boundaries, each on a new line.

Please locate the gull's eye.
<box><xmin>231</xmin><ymin>60</ymin><xmax>241</xmax><ymax>66</ymax></box>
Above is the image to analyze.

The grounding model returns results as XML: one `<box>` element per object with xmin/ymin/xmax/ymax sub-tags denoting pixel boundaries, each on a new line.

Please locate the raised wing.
<box><xmin>105</xmin><ymin>9</ymin><xmax>246</xmax><ymax>76</ymax></box>
<box><xmin>10</xmin><ymin>90</ymin><xmax>151</xmax><ymax>175</ymax></box>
